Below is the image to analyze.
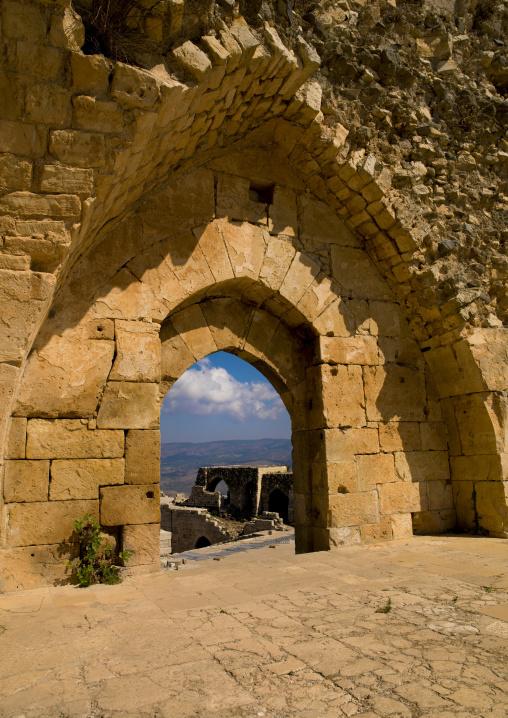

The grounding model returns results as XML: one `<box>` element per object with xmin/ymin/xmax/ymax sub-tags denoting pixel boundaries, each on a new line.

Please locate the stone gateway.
<box><xmin>0</xmin><ymin>0</ymin><xmax>507</xmax><ymax>591</ymax></box>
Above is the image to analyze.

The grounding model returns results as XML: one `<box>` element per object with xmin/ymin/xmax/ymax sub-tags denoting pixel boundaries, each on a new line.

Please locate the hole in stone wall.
<box><xmin>249</xmin><ymin>182</ymin><xmax>274</xmax><ymax>205</ymax></box>
<box><xmin>146</xmin><ymin>491</ymin><xmax>154</xmax><ymax>498</ymax></box>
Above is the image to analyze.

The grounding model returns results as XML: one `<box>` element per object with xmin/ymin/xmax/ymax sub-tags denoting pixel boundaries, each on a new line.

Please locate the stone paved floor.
<box><xmin>1</xmin><ymin>535</ymin><xmax>507</xmax><ymax>718</ymax></box>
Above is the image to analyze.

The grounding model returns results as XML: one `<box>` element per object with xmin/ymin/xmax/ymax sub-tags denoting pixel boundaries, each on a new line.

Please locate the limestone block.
<box><xmin>49</xmin><ymin>8</ymin><xmax>85</xmax><ymax>50</ymax></box>
<box><xmin>476</xmin><ymin>481</ymin><xmax>508</xmax><ymax>535</ymax></box>
<box><xmin>420</xmin><ymin>422</ymin><xmax>448</xmax><ymax>451</ymax></box>
<box><xmin>441</xmin><ymin>398</ymin><xmax>462</xmax><ymax>456</ymax></box>
<box><xmin>111</xmin><ymin>63</ymin><xmax>159</xmax><ymax>109</ymax></box>
<box><xmin>2</xmin><ymin>1</ymin><xmax>45</xmax><ymax>41</ymax></box>
<box><xmin>49</xmin><ymin>459</ymin><xmax>124</xmax><ymax>501</ymax></box>
<box><xmin>4</xmin><ymin>460</ymin><xmax>49</xmax><ymax>503</ymax></box>
<box><xmin>259</xmin><ymin>236</ymin><xmax>295</xmax><ymax>291</ymax></box>
<box><xmin>14</xmin><ymin>336</ymin><xmax>114</xmax><ymax>418</ymax></box>
<box><xmin>298</xmin><ymin>195</ymin><xmax>358</xmax><ymax>246</ymax></box>
<box><xmin>6</xmin><ymin>499</ymin><xmax>99</xmax><ymax>547</ymax></box>
<box><xmin>193</xmin><ymin>223</ymin><xmax>234</xmax><ymax>284</ymax></box>
<box><xmin>331</xmin><ymin>246</ymin><xmax>391</xmax><ymax>301</ymax></box>
<box><xmin>296</xmin><ymin>274</ymin><xmax>336</xmax><ymax>324</ymax></box>
<box><xmin>109</xmin><ymin>321</ymin><xmax>160</xmax><ymax>383</ymax></box>
<box><xmin>40</xmin><ymin>165</ymin><xmax>93</xmax><ymax>195</ymax></box>
<box><xmin>201</xmin><ymin>35</ymin><xmax>230</xmax><ymax>65</ymax></box>
<box><xmin>452</xmin><ymin>392</ymin><xmax>505</xmax><ymax>455</ymax></box>
<box><xmin>390</xmin><ymin>513</ymin><xmax>413</xmax><ymax>539</ymax></box>
<box><xmin>264</xmin><ymin>322</ymin><xmax>306</xmax><ymax>389</ymax></box>
<box><xmin>244</xmin><ymin>308</ymin><xmax>280</xmax><ymax>356</ymax></box>
<box><xmin>216</xmin><ymin>173</ymin><xmax>266</xmax><ymax>224</ymax></box>
<box><xmin>416</xmin><ymin>33</ymin><xmax>453</xmax><ymax>59</ymax></box>
<box><xmin>0</xmin><ymin>191</ymin><xmax>80</xmax><ymax>219</ymax></box>
<box><xmin>424</xmin><ymin>479</ymin><xmax>454</xmax><ymax>511</ymax></box>
<box><xmin>219</xmin><ymin>220</ymin><xmax>267</xmax><ymax>281</ymax></box>
<box><xmin>122</xmin><ymin>523</ymin><xmax>160</xmax><ymax>565</ymax></box>
<box><xmin>97</xmin><ymin>382</ymin><xmax>160</xmax><ymax>430</ymax></box>
<box><xmin>0</xmin><ymin>154</ymin><xmax>32</xmax><ymax>192</ymax></box>
<box><xmin>468</xmin><ymin>329</ymin><xmax>508</xmax><ymax>392</ymax></box>
<box><xmin>328</xmin><ymin>526</ymin><xmax>361</xmax><ymax>547</ymax></box>
<box><xmin>71</xmin><ymin>53</ymin><xmax>110</xmax><ymax>95</ymax></box>
<box><xmin>153</xmin><ymin>169</ymin><xmax>214</xmax><ymax>229</ymax></box>
<box><xmin>424</xmin><ymin>342</ymin><xmax>486</xmax><ymax>398</ymax></box>
<box><xmin>49</xmin><ymin>130</ymin><xmax>106</xmax><ymax>168</ymax></box>
<box><xmin>369</xmin><ymin>301</ymin><xmax>404</xmax><ymax>337</ymax></box>
<box><xmin>452</xmin><ymin>480</ymin><xmax>476</xmax><ymax>529</ymax></box>
<box><xmin>379</xmin><ymin>422</ymin><xmax>421</xmax><ymax>452</ymax></box>
<box><xmin>279</xmin><ymin>251</ymin><xmax>321</xmax><ymax>306</ymax></box>
<box><xmin>317</xmin><ymin>336</ymin><xmax>379</xmax><ymax>366</ymax></box>
<box><xmin>412</xmin><ymin>509</ymin><xmax>457</xmax><ymax>535</ymax></box>
<box><xmin>5</xmin><ymin>417</ymin><xmax>27</xmax><ymax>459</ymax></box>
<box><xmin>360</xmin><ymin>516</ymin><xmax>392</xmax><ymax>542</ymax></box>
<box><xmin>93</xmin><ymin>268</ymin><xmax>169</xmax><ymax>322</ymax></box>
<box><xmin>364</xmin><ymin>365</ymin><xmax>426</xmax><ymax>422</ymax></box>
<box><xmin>126</xmin><ymin>250</ymin><xmax>188</xmax><ymax>315</ymax></box>
<box><xmin>201</xmin><ymin>298</ymin><xmax>252</xmax><ymax>352</ymax></box>
<box><xmin>379</xmin><ymin>482</ymin><xmax>423</xmax><ymax>514</ymax></box>
<box><xmin>314</xmin><ymin>461</ymin><xmax>357</xmax><ymax>494</ymax></box>
<box><xmin>449</xmin><ymin>454</ymin><xmax>507</xmax><ymax>483</ymax></box>
<box><xmin>357</xmin><ymin>454</ymin><xmax>395</xmax><ymax>491</ymax></box>
<box><xmin>268</xmin><ymin>187</ymin><xmax>297</xmax><ymax>236</ymax></box>
<box><xmin>0</xmin><ymin>270</ymin><xmax>55</xmax><ymax>363</ymax></box>
<box><xmin>313</xmin><ymin>298</ymin><xmax>356</xmax><ymax>338</ymax></box>
<box><xmin>394</xmin><ymin>450</ymin><xmax>450</xmax><ymax>483</ymax></box>
<box><xmin>100</xmin><ymin>485</ymin><xmax>160</xmax><ymax>526</ymax></box>
<box><xmin>324</xmin><ymin>428</ymin><xmax>379</xmax><ymax>461</ymax></box>
<box><xmin>26</xmin><ymin>85</ymin><xmax>71</xmax><ymax>127</ymax></box>
<box><xmin>230</xmin><ymin>22</ymin><xmax>259</xmax><ymax>64</ymax></box>
<box><xmin>125</xmin><ymin>430</ymin><xmax>160</xmax><ymax>485</ymax></box>
<box><xmin>173</xmin><ymin>41</ymin><xmax>211</xmax><ymax>81</ymax></box>
<box><xmin>73</xmin><ymin>96</ymin><xmax>124</xmax><ymax>133</ymax></box>
<box><xmin>308</xmin><ymin>364</ymin><xmax>365</xmax><ymax>429</ymax></box>
<box><xmin>160</xmin><ymin>321</ymin><xmax>195</xmax><ymax>383</ymax></box>
<box><xmin>377</xmin><ymin>337</ymin><xmax>423</xmax><ymax>367</ymax></box>
<box><xmin>170</xmin><ymin>304</ymin><xmax>217</xmax><ymax>361</ymax></box>
<box><xmin>329</xmin><ymin>491</ymin><xmax>379</xmax><ymax>527</ymax></box>
<box><xmin>0</xmin><ymin>364</ymin><xmax>20</xmax><ymax>464</ymax></box>
<box><xmin>26</xmin><ymin>419</ymin><xmax>124</xmax><ymax>459</ymax></box>
<box><xmin>162</xmin><ymin>232</ymin><xmax>215</xmax><ymax>295</ymax></box>
<box><xmin>0</xmin><ymin>120</ymin><xmax>45</xmax><ymax>158</ymax></box>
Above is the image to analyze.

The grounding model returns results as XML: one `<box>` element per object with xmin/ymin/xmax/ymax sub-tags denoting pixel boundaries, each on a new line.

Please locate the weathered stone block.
<box><xmin>193</xmin><ymin>222</ymin><xmax>234</xmax><ymax>284</ymax></box>
<box><xmin>100</xmin><ymin>485</ymin><xmax>160</xmax><ymax>526</ymax></box>
<box><xmin>73</xmin><ymin>96</ymin><xmax>124</xmax><ymax>133</ymax></box>
<box><xmin>296</xmin><ymin>274</ymin><xmax>336</xmax><ymax>323</ymax></box>
<box><xmin>220</xmin><ymin>220</ymin><xmax>266</xmax><ymax>281</ymax></box>
<box><xmin>360</xmin><ymin>516</ymin><xmax>392</xmax><ymax>542</ymax></box>
<box><xmin>329</xmin><ymin>491</ymin><xmax>379</xmax><ymax>527</ymax></box>
<box><xmin>71</xmin><ymin>53</ymin><xmax>110</xmax><ymax>95</ymax></box>
<box><xmin>4</xmin><ymin>460</ymin><xmax>49</xmax><ymax>503</ymax></box>
<box><xmin>26</xmin><ymin>419</ymin><xmax>124</xmax><ymax>459</ymax></box>
<box><xmin>424</xmin><ymin>342</ymin><xmax>486</xmax><ymax>398</ymax></box>
<box><xmin>162</xmin><ymin>231</ymin><xmax>215</xmax><ymax>296</ymax></box>
<box><xmin>369</xmin><ymin>301</ymin><xmax>404</xmax><ymax>337</ymax></box>
<box><xmin>0</xmin><ymin>154</ymin><xmax>32</xmax><ymax>192</ymax></box>
<box><xmin>299</xmin><ymin>195</ymin><xmax>357</xmax><ymax>246</ymax></box>
<box><xmin>26</xmin><ymin>85</ymin><xmax>71</xmax><ymax>126</ymax></box>
<box><xmin>49</xmin><ymin>130</ymin><xmax>106</xmax><ymax>168</ymax></box>
<box><xmin>379</xmin><ymin>422</ymin><xmax>421</xmax><ymax>452</ymax></box>
<box><xmin>328</xmin><ymin>526</ymin><xmax>361</xmax><ymax>547</ymax></box>
<box><xmin>390</xmin><ymin>512</ymin><xmax>413</xmax><ymax>539</ymax></box>
<box><xmin>6</xmin><ymin>500</ymin><xmax>99</xmax><ymax>547</ymax></box>
<box><xmin>160</xmin><ymin>321</ymin><xmax>195</xmax><ymax>383</ymax></box>
<box><xmin>0</xmin><ymin>191</ymin><xmax>80</xmax><ymax>219</ymax></box>
<box><xmin>170</xmin><ymin>304</ymin><xmax>217</xmax><ymax>361</ymax></box>
<box><xmin>468</xmin><ymin>329</ymin><xmax>508</xmax><ymax>392</ymax></box>
<box><xmin>111</xmin><ymin>63</ymin><xmax>159</xmax><ymax>108</ymax></box>
<box><xmin>97</xmin><ymin>382</ymin><xmax>160</xmax><ymax>430</ymax></box>
<box><xmin>317</xmin><ymin>336</ymin><xmax>379</xmax><ymax>366</ymax></box>
<box><xmin>379</xmin><ymin>482</ymin><xmax>423</xmax><ymax>514</ymax></box>
<box><xmin>364</xmin><ymin>365</ymin><xmax>426</xmax><ymax>422</ymax></box>
<box><xmin>357</xmin><ymin>453</ymin><xmax>395</xmax><ymax>491</ymax></box>
<box><xmin>324</xmin><ymin>428</ymin><xmax>379</xmax><ymax>461</ymax></box>
<box><xmin>452</xmin><ymin>480</ymin><xmax>476</xmax><ymax>529</ymax></box>
<box><xmin>279</xmin><ymin>251</ymin><xmax>321</xmax><ymax>306</ymax></box>
<box><xmin>314</xmin><ymin>461</ymin><xmax>357</xmax><ymax>494</ymax></box>
<box><xmin>268</xmin><ymin>186</ymin><xmax>297</xmax><ymax>236</ymax></box>
<box><xmin>125</xmin><ymin>430</ymin><xmax>160</xmax><ymax>485</ymax></box>
<box><xmin>173</xmin><ymin>41</ymin><xmax>211</xmax><ymax>81</ymax></box>
<box><xmin>49</xmin><ymin>8</ymin><xmax>85</xmax><ymax>50</ymax></box>
<box><xmin>50</xmin><ymin>459</ymin><xmax>124</xmax><ymax>500</ymax></box>
<box><xmin>452</xmin><ymin>392</ymin><xmax>506</xmax><ymax>456</ymax></box>
<box><xmin>313</xmin><ymin>298</ymin><xmax>356</xmax><ymax>338</ymax></box>
<box><xmin>331</xmin><ymin>246</ymin><xmax>391</xmax><ymax>300</ymax></box>
<box><xmin>450</xmin><ymin>453</ymin><xmax>508</xmax><ymax>483</ymax></box>
<box><xmin>424</xmin><ymin>479</ymin><xmax>454</xmax><ymax>510</ymax></box>
<box><xmin>394</xmin><ymin>451</ymin><xmax>450</xmax><ymax>482</ymax></box>
<box><xmin>216</xmin><ymin>173</ymin><xmax>266</xmax><ymax>224</ymax></box>
<box><xmin>0</xmin><ymin>120</ymin><xmax>45</xmax><ymax>157</ymax></box>
<box><xmin>420</xmin><ymin>422</ymin><xmax>448</xmax><ymax>451</ymax></box>
<box><xmin>122</xmin><ymin>523</ymin><xmax>160</xmax><ymax>565</ymax></box>
<box><xmin>476</xmin><ymin>481</ymin><xmax>508</xmax><ymax>535</ymax></box>
<box><xmin>201</xmin><ymin>297</ymin><xmax>252</xmax><ymax>352</ymax></box>
<box><xmin>109</xmin><ymin>321</ymin><xmax>161</xmax><ymax>383</ymax></box>
<box><xmin>40</xmin><ymin>165</ymin><xmax>93</xmax><ymax>195</ymax></box>
<box><xmin>412</xmin><ymin>509</ymin><xmax>457</xmax><ymax>535</ymax></box>
<box><xmin>2</xmin><ymin>1</ymin><xmax>45</xmax><ymax>41</ymax></box>
<box><xmin>5</xmin><ymin>417</ymin><xmax>27</xmax><ymax>459</ymax></box>
<box><xmin>308</xmin><ymin>364</ymin><xmax>365</xmax><ymax>429</ymax></box>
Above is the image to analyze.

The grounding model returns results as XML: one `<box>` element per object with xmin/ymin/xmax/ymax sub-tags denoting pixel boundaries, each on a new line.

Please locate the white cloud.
<box><xmin>162</xmin><ymin>359</ymin><xmax>285</xmax><ymax>421</ymax></box>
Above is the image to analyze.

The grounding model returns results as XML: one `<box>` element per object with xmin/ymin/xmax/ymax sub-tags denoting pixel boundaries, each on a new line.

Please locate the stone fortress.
<box><xmin>0</xmin><ymin>0</ymin><xmax>507</xmax><ymax>591</ymax></box>
<box><xmin>161</xmin><ymin>464</ymin><xmax>294</xmax><ymax>553</ymax></box>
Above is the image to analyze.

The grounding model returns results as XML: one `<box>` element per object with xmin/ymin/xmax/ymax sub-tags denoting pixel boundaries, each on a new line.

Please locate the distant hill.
<box><xmin>160</xmin><ymin>438</ymin><xmax>292</xmax><ymax>495</ymax></box>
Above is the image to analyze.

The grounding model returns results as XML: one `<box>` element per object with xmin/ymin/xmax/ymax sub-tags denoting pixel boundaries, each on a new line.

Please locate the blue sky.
<box><xmin>160</xmin><ymin>352</ymin><xmax>291</xmax><ymax>443</ymax></box>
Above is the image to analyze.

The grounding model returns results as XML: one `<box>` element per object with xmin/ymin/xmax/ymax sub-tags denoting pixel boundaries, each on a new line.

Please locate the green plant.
<box><xmin>375</xmin><ymin>597</ymin><xmax>392</xmax><ymax>614</ymax></box>
<box><xmin>67</xmin><ymin>514</ymin><xmax>131</xmax><ymax>588</ymax></box>
<box><xmin>453</xmin><ymin>596</ymin><xmax>459</xmax><ymax>603</ymax></box>
<box><xmin>484</xmin><ymin>586</ymin><xmax>493</xmax><ymax>593</ymax></box>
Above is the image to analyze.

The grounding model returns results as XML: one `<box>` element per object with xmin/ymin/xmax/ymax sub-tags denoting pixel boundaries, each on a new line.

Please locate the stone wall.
<box><xmin>161</xmin><ymin>504</ymin><xmax>235</xmax><ymax>553</ymax></box>
<box><xmin>0</xmin><ymin>0</ymin><xmax>507</xmax><ymax>590</ymax></box>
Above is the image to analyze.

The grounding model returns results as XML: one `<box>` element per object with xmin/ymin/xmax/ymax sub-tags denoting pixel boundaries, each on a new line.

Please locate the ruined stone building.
<box><xmin>185</xmin><ymin>464</ymin><xmax>294</xmax><ymax>522</ymax></box>
<box><xmin>0</xmin><ymin>0</ymin><xmax>507</xmax><ymax>591</ymax></box>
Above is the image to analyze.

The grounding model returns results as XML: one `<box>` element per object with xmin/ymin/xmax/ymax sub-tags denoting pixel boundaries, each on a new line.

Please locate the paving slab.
<box><xmin>0</xmin><ymin>535</ymin><xmax>507</xmax><ymax>717</ymax></box>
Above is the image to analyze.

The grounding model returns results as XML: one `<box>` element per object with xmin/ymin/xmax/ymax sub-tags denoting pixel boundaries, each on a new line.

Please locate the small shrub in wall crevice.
<box><xmin>67</xmin><ymin>514</ymin><xmax>132</xmax><ymax>588</ymax></box>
